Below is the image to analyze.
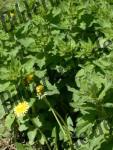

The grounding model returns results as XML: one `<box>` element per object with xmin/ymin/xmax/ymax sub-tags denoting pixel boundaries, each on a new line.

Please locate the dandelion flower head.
<box><xmin>14</xmin><ymin>101</ymin><xmax>29</xmax><ymax>117</ymax></box>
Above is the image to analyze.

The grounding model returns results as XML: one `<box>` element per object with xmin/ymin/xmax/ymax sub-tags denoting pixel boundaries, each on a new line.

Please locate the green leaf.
<box><xmin>76</xmin><ymin>117</ymin><xmax>94</xmax><ymax>137</ymax></box>
<box><xmin>0</xmin><ymin>82</ymin><xmax>10</xmax><ymax>92</ymax></box>
<box><xmin>15</xmin><ymin>142</ymin><xmax>25</xmax><ymax>150</ymax></box>
<box><xmin>32</xmin><ymin>116</ymin><xmax>42</xmax><ymax>128</ymax></box>
<box><xmin>67</xmin><ymin>116</ymin><xmax>74</xmax><ymax>131</ymax></box>
<box><xmin>35</xmin><ymin>70</ymin><xmax>46</xmax><ymax>78</ymax></box>
<box><xmin>5</xmin><ymin>112</ymin><xmax>15</xmax><ymax>130</ymax></box>
<box><xmin>19</xmin><ymin>124</ymin><xmax>28</xmax><ymax>131</ymax></box>
<box><xmin>45</xmin><ymin>80</ymin><xmax>59</xmax><ymax>95</ymax></box>
<box><xmin>18</xmin><ymin>38</ymin><xmax>35</xmax><ymax>48</ymax></box>
<box><xmin>39</xmin><ymin>134</ymin><xmax>46</xmax><ymax>145</ymax></box>
<box><xmin>0</xmin><ymin>98</ymin><xmax>6</xmax><ymax>119</ymax></box>
<box><xmin>27</xmin><ymin>128</ymin><xmax>37</xmax><ymax>145</ymax></box>
<box><xmin>102</xmin><ymin>103</ymin><xmax>113</xmax><ymax>108</ymax></box>
<box><xmin>23</xmin><ymin>57</ymin><xmax>36</xmax><ymax>72</ymax></box>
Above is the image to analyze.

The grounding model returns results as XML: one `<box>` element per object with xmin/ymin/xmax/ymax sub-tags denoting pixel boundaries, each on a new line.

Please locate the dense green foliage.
<box><xmin>0</xmin><ymin>0</ymin><xmax>113</xmax><ymax>149</ymax></box>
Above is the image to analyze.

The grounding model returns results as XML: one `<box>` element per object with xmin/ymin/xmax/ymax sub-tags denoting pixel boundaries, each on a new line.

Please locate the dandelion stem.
<box><xmin>43</xmin><ymin>96</ymin><xmax>73</xmax><ymax>149</ymax></box>
<box><xmin>43</xmin><ymin>97</ymin><xmax>66</xmax><ymax>136</ymax></box>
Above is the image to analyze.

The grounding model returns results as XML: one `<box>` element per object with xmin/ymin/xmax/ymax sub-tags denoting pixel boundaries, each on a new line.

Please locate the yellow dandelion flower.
<box><xmin>14</xmin><ymin>101</ymin><xmax>29</xmax><ymax>117</ymax></box>
<box><xmin>36</xmin><ymin>84</ymin><xmax>44</xmax><ymax>95</ymax></box>
<box><xmin>26</xmin><ymin>74</ymin><xmax>34</xmax><ymax>83</ymax></box>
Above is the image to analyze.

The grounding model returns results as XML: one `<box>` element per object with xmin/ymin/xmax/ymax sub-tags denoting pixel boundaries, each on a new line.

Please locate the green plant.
<box><xmin>0</xmin><ymin>0</ymin><xmax>113</xmax><ymax>149</ymax></box>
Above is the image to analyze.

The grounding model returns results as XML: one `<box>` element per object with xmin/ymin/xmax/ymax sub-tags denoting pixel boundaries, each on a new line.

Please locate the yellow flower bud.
<box><xmin>10</xmin><ymin>12</ymin><xmax>15</xmax><ymax>17</ymax></box>
<box><xmin>26</xmin><ymin>74</ymin><xmax>33</xmax><ymax>83</ymax></box>
<box><xmin>36</xmin><ymin>84</ymin><xmax>44</xmax><ymax>95</ymax></box>
<box><xmin>24</xmin><ymin>74</ymin><xmax>34</xmax><ymax>85</ymax></box>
